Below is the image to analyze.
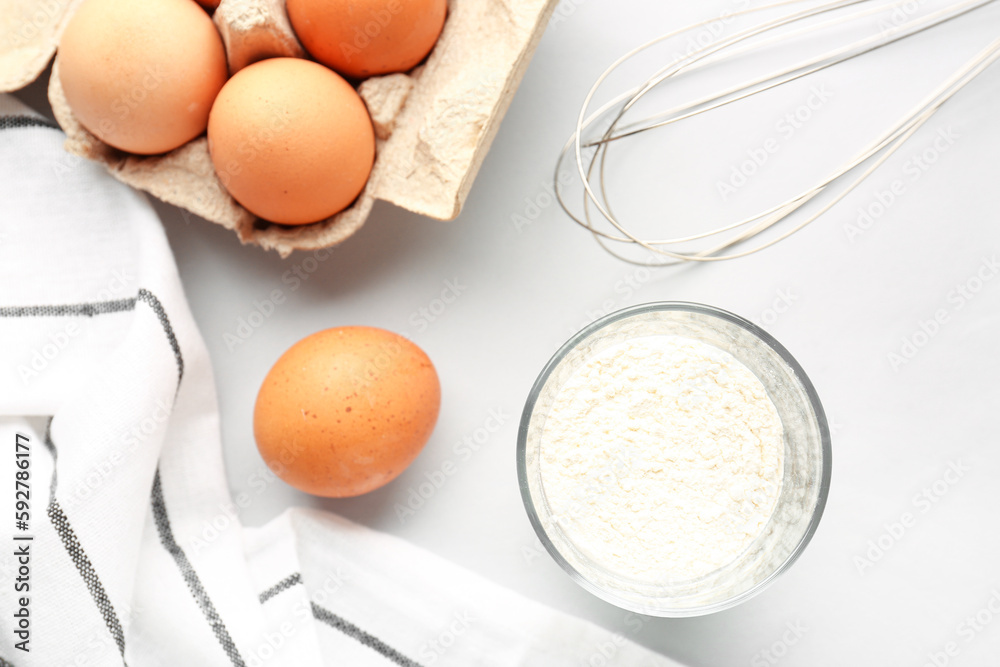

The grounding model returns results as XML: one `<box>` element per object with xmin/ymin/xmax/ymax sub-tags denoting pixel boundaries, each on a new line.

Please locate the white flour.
<box><xmin>539</xmin><ymin>335</ymin><xmax>783</xmax><ymax>582</ymax></box>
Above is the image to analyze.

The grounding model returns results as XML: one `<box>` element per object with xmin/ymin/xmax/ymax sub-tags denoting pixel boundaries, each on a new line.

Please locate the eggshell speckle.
<box><xmin>254</xmin><ymin>327</ymin><xmax>441</xmax><ymax>497</ymax></box>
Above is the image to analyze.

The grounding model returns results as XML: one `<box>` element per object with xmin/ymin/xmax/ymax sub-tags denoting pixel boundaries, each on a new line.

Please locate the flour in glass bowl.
<box><xmin>538</xmin><ymin>335</ymin><xmax>783</xmax><ymax>582</ymax></box>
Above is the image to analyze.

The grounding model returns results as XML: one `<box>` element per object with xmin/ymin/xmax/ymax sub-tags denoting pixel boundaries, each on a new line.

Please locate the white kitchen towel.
<box><xmin>0</xmin><ymin>95</ymin><xmax>680</xmax><ymax>667</ymax></box>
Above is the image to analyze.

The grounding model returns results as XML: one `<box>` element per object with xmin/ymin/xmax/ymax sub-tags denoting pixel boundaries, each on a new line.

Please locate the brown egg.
<box><xmin>207</xmin><ymin>57</ymin><xmax>375</xmax><ymax>225</ymax></box>
<box><xmin>58</xmin><ymin>0</ymin><xmax>228</xmax><ymax>155</ymax></box>
<box><xmin>287</xmin><ymin>0</ymin><xmax>447</xmax><ymax>78</ymax></box>
<box><xmin>254</xmin><ymin>327</ymin><xmax>441</xmax><ymax>498</ymax></box>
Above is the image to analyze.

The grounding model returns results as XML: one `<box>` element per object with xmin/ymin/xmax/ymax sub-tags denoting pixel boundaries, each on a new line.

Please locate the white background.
<box><xmin>16</xmin><ymin>1</ymin><xmax>1000</xmax><ymax>665</ymax></box>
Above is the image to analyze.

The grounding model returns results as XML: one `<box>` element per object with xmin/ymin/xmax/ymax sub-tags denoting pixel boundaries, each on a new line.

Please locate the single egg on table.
<box><xmin>207</xmin><ymin>57</ymin><xmax>375</xmax><ymax>225</ymax></box>
<box><xmin>254</xmin><ymin>327</ymin><xmax>441</xmax><ymax>498</ymax></box>
<box><xmin>58</xmin><ymin>0</ymin><xmax>228</xmax><ymax>155</ymax></box>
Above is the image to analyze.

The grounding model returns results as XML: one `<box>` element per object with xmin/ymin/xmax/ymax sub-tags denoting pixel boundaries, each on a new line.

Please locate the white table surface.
<box><xmin>15</xmin><ymin>1</ymin><xmax>1000</xmax><ymax>665</ymax></box>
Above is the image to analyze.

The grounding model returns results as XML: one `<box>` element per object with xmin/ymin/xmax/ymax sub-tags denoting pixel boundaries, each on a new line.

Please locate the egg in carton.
<box><xmin>2</xmin><ymin>0</ymin><xmax>559</xmax><ymax>256</ymax></box>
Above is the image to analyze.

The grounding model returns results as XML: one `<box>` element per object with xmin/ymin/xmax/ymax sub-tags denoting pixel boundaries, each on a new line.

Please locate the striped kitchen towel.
<box><xmin>0</xmin><ymin>95</ymin><xmax>679</xmax><ymax>667</ymax></box>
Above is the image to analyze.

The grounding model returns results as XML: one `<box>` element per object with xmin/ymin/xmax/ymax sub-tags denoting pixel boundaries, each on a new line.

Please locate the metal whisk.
<box><xmin>555</xmin><ymin>0</ymin><xmax>1000</xmax><ymax>265</ymax></box>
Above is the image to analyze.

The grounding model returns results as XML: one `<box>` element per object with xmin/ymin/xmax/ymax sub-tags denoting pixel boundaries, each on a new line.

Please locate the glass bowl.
<box><xmin>516</xmin><ymin>302</ymin><xmax>831</xmax><ymax>617</ymax></box>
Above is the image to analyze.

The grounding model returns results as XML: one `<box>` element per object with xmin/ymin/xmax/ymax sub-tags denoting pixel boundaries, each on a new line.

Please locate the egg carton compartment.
<box><xmin>4</xmin><ymin>0</ymin><xmax>558</xmax><ymax>256</ymax></box>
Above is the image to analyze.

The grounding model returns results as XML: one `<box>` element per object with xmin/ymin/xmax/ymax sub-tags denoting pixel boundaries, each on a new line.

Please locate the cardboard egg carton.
<box><xmin>2</xmin><ymin>0</ymin><xmax>559</xmax><ymax>256</ymax></box>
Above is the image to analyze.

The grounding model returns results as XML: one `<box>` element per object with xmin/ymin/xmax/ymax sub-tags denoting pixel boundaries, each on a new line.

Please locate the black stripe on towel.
<box><xmin>48</xmin><ymin>503</ymin><xmax>129</xmax><ymax>662</ymax></box>
<box><xmin>150</xmin><ymin>470</ymin><xmax>246</xmax><ymax>667</ymax></box>
<box><xmin>0</xmin><ymin>653</ymin><xmax>18</xmax><ymax>666</ymax></box>
<box><xmin>258</xmin><ymin>572</ymin><xmax>302</xmax><ymax>603</ymax></box>
<box><xmin>0</xmin><ymin>291</ymin><xmax>183</xmax><ymax>383</ymax></box>
<box><xmin>0</xmin><ymin>115</ymin><xmax>58</xmax><ymax>131</ymax></box>
<box><xmin>311</xmin><ymin>603</ymin><xmax>423</xmax><ymax>667</ymax></box>
<box><xmin>42</xmin><ymin>418</ymin><xmax>58</xmax><ymax>503</ymax></box>
<box><xmin>4</xmin><ymin>292</ymin><xmax>183</xmax><ymax>664</ymax></box>
<box><xmin>137</xmin><ymin>289</ymin><xmax>183</xmax><ymax>383</ymax></box>
<box><xmin>0</xmin><ymin>297</ymin><xmax>137</xmax><ymax>318</ymax></box>
<box><xmin>45</xmin><ymin>422</ymin><xmax>129</xmax><ymax>663</ymax></box>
